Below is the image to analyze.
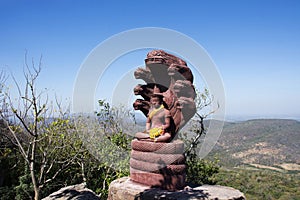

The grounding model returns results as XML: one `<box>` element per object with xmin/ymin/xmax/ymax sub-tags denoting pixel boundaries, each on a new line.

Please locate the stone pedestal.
<box><xmin>108</xmin><ymin>177</ymin><xmax>246</xmax><ymax>200</ymax></box>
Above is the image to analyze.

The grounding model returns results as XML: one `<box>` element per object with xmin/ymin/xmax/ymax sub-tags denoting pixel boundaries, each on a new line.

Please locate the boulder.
<box><xmin>108</xmin><ymin>177</ymin><xmax>246</xmax><ymax>200</ymax></box>
<box><xmin>42</xmin><ymin>183</ymin><xmax>101</xmax><ymax>200</ymax></box>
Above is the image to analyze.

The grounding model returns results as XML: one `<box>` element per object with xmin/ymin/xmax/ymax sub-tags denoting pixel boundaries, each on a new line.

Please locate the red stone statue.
<box><xmin>130</xmin><ymin>50</ymin><xmax>197</xmax><ymax>190</ymax></box>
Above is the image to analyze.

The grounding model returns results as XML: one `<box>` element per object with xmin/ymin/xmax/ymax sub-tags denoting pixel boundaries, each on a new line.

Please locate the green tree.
<box><xmin>0</xmin><ymin>55</ymin><xmax>87</xmax><ymax>200</ymax></box>
<box><xmin>181</xmin><ymin>88</ymin><xmax>220</xmax><ymax>185</ymax></box>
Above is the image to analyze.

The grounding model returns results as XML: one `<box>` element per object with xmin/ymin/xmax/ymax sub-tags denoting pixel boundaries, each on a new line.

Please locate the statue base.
<box><xmin>130</xmin><ymin>168</ymin><xmax>186</xmax><ymax>191</ymax></box>
<box><xmin>130</xmin><ymin>139</ymin><xmax>186</xmax><ymax>190</ymax></box>
<box><xmin>108</xmin><ymin>177</ymin><xmax>246</xmax><ymax>200</ymax></box>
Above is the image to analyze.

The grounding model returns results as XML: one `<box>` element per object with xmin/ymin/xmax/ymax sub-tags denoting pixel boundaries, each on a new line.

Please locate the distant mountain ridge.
<box><xmin>206</xmin><ymin>119</ymin><xmax>300</xmax><ymax>169</ymax></box>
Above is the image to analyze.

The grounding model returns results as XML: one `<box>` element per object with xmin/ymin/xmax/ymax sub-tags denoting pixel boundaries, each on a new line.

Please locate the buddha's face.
<box><xmin>150</xmin><ymin>96</ymin><xmax>162</xmax><ymax>109</ymax></box>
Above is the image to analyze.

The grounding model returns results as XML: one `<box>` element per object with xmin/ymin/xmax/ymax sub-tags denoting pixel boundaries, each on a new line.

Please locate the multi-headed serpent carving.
<box><xmin>133</xmin><ymin>50</ymin><xmax>196</xmax><ymax>139</ymax></box>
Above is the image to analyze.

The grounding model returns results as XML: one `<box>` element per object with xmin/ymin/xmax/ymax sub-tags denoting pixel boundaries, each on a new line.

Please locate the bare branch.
<box><xmin>4</xmin><ymin>120</ymin><xmax>28</xmax><ymax>162</ymax></box>
<box><xmin>184</xmin><ymin>88</ymin><xmax>220</xmax><ymax>157</ymax></box>
<box><xmin>13</xmin><ymin>110</ymin><xmax>35</xmax><ymax>137</ymax></box>
<box><xmin>11</xmin><ymin>75</ymin><xmax>23</xmax><ymax>99</ymax></box>
<box><xmin>79</xmin><ymin>161</ymin><xmax>87</xmax><ymax>183</ymax></box>
<box><xmin>0</xmin><ymin>70</ymin><xmax>8</xmax><ymax>87</ymax></box>
<box><xmin>38</xmin><ymin>150</ymin><xmax>47</xmax><ymax>184</ymax></box>
<box><xmin>41</xmin><ymin>150</ymin><xmax>81</xmax><ymax>188</ymax></box>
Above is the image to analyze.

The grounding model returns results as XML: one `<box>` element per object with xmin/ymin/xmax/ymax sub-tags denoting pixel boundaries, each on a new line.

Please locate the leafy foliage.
<box><xmin>76</xmin><ymin>100</ymin><xmax>132</xmax><ymax>198</ymax></box>
<box><xmin>180</xmin><ymin>88</ymin><xmax>220</xmax><ymax>186</ymax></box>
<box><xmin>15</xmin><ymin>164</ymin><xmax>33</xmax><ymax>200</ymax></box>
<box><xmin>186</xmin><ymin>154</ymin><xmax>219</xmax><ymax>185</ymax></box>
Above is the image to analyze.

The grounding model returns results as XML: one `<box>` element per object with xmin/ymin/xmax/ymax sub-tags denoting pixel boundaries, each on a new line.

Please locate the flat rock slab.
<box><xmin>108</xmin><ymin>177</ymin><xmax>246</xmax><ymax>200</ymax></box>
<box><xmin>42</xmin><ymin>183</ymin><xmax>101</xmax><ymax>200</ymax></box>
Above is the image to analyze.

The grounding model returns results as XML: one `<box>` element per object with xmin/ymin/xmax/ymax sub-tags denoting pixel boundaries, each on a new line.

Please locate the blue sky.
<box><xmin>1</xmin><ymin>0</ymin><xmax>300</xmax><ymax>120</ymax></box>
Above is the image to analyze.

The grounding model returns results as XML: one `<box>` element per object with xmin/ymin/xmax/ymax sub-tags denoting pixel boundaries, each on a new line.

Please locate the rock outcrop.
<box><xmin>108</xmin><ymin>177</ymin><xmax>246</xmax><ymax>200</ymax></box>
<box><xmin>42</xmin><ymin>183</ymin><xmax>101</xmax><ymax>200</ymax></box>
